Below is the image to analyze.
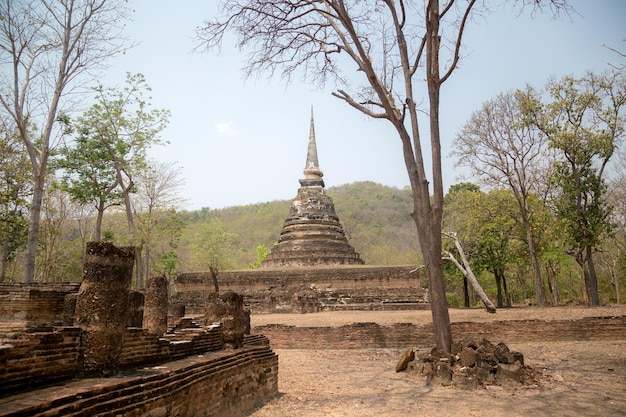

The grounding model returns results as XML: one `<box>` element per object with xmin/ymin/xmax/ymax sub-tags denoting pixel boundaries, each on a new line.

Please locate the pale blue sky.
<box><xmin>103</xmin><ymin>1</ymin><xmax>625</xmax><ymax>210</ymax></box>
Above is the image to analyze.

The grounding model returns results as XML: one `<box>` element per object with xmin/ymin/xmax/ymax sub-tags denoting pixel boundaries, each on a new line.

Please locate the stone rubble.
<box><xmin>401</xmin><ymin>338</ymin><xmax>543</xmax><ymax>389</ymax></box>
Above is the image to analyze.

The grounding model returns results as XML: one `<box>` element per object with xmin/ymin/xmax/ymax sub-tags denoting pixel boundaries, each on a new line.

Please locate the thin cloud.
<box><xmin>215</xmin><ymin>121</ymin><xmax>236</xmax><ymax>135</ymax></box>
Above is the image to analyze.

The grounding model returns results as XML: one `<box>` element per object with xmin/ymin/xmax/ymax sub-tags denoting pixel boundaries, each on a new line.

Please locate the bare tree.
<box><xmin>443</xmin><ymin>232</ymin><xmax>496</xmax><ymax>313</ymax></box>
<box><xmin>133</xmin><ymin>160</ymin><xmax>185</xmax><ymax>284</ymax></box>
<box><xmin>0</xmin><ymin>0</ymin><xmax>131</xmax><ymax>282</ymax></box>
<box><xmin>451</xmin><ymin>89</ymin><xmax>554</xmax><ymax>306</ymax></box>
<box><xmin>197</xmin><ymin>0</ymin><xmax>571</xmax><ymax>352</ymax></box>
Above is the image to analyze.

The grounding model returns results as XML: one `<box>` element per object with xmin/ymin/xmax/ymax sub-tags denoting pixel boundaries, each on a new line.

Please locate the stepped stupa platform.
<box><xmin>262</xmin><ymin>108</ymin><xmax>364</xmax><ymax>267</ymax></box>
<box><xmin>174</xmin><ymin>108</ymin><xmax>427</xmax><ymax>314</ymax></box>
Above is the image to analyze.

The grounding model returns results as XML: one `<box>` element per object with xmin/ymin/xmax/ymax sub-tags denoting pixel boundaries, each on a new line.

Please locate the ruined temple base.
<box><xmin>0</xmin><ymin>346</ymin><xmax>278</xmax><ymax>417</ymax></box>
<box><xmin>174</xmin><ymin>265</ymin><xmax>427</xmax><ymax>315</ymax></box>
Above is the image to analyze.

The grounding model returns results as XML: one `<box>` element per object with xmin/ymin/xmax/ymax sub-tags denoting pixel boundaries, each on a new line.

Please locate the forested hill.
<box><xmin>181</xmin><ymin>181</ymin><xmax>420</xmax><ymax>269</ymax></box>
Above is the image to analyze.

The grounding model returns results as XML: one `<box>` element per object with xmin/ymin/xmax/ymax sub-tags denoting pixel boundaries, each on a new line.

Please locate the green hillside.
<box><xmin>180</xmin><ymin>181</ymin><xmax>419</xmax><ymax>270</ymax></box>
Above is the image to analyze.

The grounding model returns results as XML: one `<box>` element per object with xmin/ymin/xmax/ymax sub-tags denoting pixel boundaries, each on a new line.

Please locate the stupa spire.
<box><xmin>261</xmin><ymin>109</ymin><xmax>364</xmax><ymax>268</ymax></box>
<box><xmin>303</xmin><ymin>107</ymin><xmax>324</xmax><ymax>182</ymax></box>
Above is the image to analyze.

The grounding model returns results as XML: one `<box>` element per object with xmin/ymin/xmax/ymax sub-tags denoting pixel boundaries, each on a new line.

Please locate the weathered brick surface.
<box><xmin>0</xmin><ymin>327</ymin><xmax>80</xmax><ymax>392</ymax></box>
<box><xmin>0</xmin><ymin>346</ymin><xmax>278</xmax><ymax>417</ymax></box>
<box><xmin>0</xmin><ymin>322</ymin><xmax>225</xmax><ymax>395</ymax></box>
<box><xmin>175</xmin><ymin>266</ymin><xmax>426</xmax><ymax>314</ymax></box>
<box><xmin>0</xmin><ymin>284</ymin><xmax>80</xmax><ymax>332</ymax></box>
<box><xmin>253</xmin><ymin>316</ymin><xmax>626</xmax><ymax>349</ymax></box>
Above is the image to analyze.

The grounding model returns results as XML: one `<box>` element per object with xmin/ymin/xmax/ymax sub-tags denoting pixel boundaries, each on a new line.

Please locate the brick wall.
<box><xmin>0</xmin><ymin>284</ymin><xmax>80</xmax><ymax>333</ymax></box>
<box><xmin>0</xmin><ymin>321</ymin><xmax>230</xmax><ymax>395</ymax></box>
<box><xmin>0</xmin><ymin>327</ymin><xmax>80</xmax><ymax>392</ymax></box>
<box><xmin>253</xmin><ymin>316</ymin><xmax>626</xmax><ymax>349</ymax></box>
<box><xmin>175</xmin><ymin>265</ymin><xmax>426</xmax><ymax>314</ymax></box>
<box><xmin>0</xmin><ymin>346</ymin><xmax>278</xmax><ymax>417</ymax></box>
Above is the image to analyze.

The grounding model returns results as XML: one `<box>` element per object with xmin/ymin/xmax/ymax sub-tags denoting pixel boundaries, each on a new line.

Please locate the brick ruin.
<box><xmin>174</xmin><ymin>265</ymin><xmax>428</xmax><ymax>315</ymax></box>
<box><xmin>262</xmin><ymin>108</ymin><xmax>364</xmax><ymax>267</ymax></box>
<box><xmin>0</xmin><ymin>242</ymin><xmax>278</xmax><ymax>417</ymax></box>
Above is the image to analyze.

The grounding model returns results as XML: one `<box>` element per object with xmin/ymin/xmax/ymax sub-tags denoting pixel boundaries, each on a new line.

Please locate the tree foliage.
<box><xmin>55</xmin><ymin>122</ymin><xmax>123</xmax><ymax>241</ymax></box>
<box><xmin>0</xmin><ymin>122</ymin><xmax>30</xmax><ymax>281</ymax></box>
<box><xmin>523</xmin><ymin>71</ymin><xmax>626</xmax><ymax>305</ymax></box>
<box><xmin>187</xmin><ymin>217</ymin><xmax>238</xmax><ymax>273</ymax></box>
<box><xmin>443</xmin><ymin>185</ymin><xmax>524</xmax><ymax>309</ymax></box>
<box><xmin>452</xmin><ymin>88</ymin><xmax>553</xmax><ymax>306</ymax></box>
<box><xmin>0</xmin><ymin>0</ymin><xmax>131</xmax><ymax>282</ymax></box>
<box><xmin>75</xmin><ymin>73</ymin><xmax>170</xmax><ymax>288</ymax></box>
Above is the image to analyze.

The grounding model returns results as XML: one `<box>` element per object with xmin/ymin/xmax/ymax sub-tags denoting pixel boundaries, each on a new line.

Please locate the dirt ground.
<box><xmin>248</xmin><ymin>306</ymin><xmax>626</xmax><ymax>417</ymax></box>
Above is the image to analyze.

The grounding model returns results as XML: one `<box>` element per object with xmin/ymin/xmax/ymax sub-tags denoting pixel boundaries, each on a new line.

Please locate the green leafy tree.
<box><xmin>443</xmin><ymin>186</ymin><xmax>521</xmax><ymax>310</ymax></box>
<box><xmin>77</xmin><ymin>73</ymin><xmax>170</xmax><ymax>288</ymax></box>
<box><xmin>452</xmin><ymin>89</ymin><xmax>553</xmax><ymax>306</ymax></box>
<box><xmin>525</xmin><ymin>71</ymin><xmax>626</xmax><ymax>305</ymax></box>
<box><xmin>248</xmin><ymin>244</ymin><xmax>270</xmax><ymax>269</ymax></box>
<box><xmin>56</xmin><ymin>124</ymin><xmax>123</xmax><ymax>241</ymax></box>
<box><xmin>0</xmin><ymin>122</ymin><xmax>30</xmax><ymax>281</ymax></box>
<box><xmin>0</xmin><ymin>0</ymin><xmax>131</xmax><ymax>282</ymax></box>
<box><xmin>189</xmin><ymin>218</ymin><xmax>238</xmax><ymax>273</ymax></box>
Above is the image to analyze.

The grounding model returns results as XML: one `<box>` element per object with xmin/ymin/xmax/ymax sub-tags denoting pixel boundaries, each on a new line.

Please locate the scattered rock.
<box><xmin>397</xmin><ymin>338</ymin><xmax>541</xmax><ymax>389</ymax></box>
<box><xmin>458</xmin><ymin>347</ymin><xmax>477</xmax><ymax>367</ymax></box>
<box><xmin>395</xmin><ymin>347</ymin><xmax>415</xmax><ymax>372</ymax></box>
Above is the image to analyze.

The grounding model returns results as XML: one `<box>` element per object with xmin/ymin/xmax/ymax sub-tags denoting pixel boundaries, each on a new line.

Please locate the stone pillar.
<box><xmin>75</xmin><ymin>242</ymin><xmax>135</xmax><ymax>376</ymax></box>
<box><xmin>169</xmin><ymin>302</ymin><xmax>186</xmax><ymax>326</ymax></box>
<box><xmin>204</xmin><ymin>291</ymin><xmax>226</xmax><ymax>326</ymax></box>
<box><xmin>143</xmin><ymin>275</ymin><xmax>169</xmax><ymax>335</ymax></box>
<box><xmin>219</xmin><ymin>291</ymin><xmax>248</xmax><ymax>349</ymax></box>
<box><xmin>63</xmin><ymin>293</ymin><xmax>77</xmax><ymax>326</ymax></box>
<box><xmin>204</xmin><ymin>291</ymin><xmax>249</xmax><ymax>348</ymax></box>
<box><xmin>127</xmin><ymin>290</ymin><xmax>144</xmax><ymax>328</ymax></box>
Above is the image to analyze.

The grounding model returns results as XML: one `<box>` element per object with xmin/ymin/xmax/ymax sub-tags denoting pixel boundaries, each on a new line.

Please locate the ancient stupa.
<box><xmin>262</xmin><ymin>109</ymin><xmax>364</xmax><ymax>268</ymax></box>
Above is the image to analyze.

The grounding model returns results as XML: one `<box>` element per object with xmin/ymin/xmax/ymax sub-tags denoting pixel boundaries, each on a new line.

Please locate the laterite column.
<box><xmin>143</xmin><ymin>275</ymin><xmax>169</xmax><ymax>335</ymax></box>
<box><xmin>75</xmin><ymin>242</ymin><xmax>135</xmax><ymax>376</ymax></box>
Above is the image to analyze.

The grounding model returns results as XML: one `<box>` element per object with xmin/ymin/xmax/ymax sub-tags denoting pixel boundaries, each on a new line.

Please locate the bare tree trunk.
<box><xmin>94</xmin><ymin>199</ymin><xmax>105</xmax><ymax>242</ymax></box>
<box><xmin>0</xmin><ymin>239</ymin><xmax>8</xmax><ymax>281</ymax></box>
<box><xmin>135</xmin><ymin>244</ymin><xmax>144</xmax><ymax>289</ymax></box>
<box><xmin>517</xmin><ymin>270</ymin><xmax>528</xmax><ymax>301</ymax></box>
<box><xmin>120</xmin><ymin>180</ymin><xmax>143</xmax><ymax>289</ymax></box>
<box><xmin>422</xmin><ymin>0</ymin><xmax>453</xmax><ymax>352</ymax></box>
<box><xmin>209</xmin><ymin>266</ymin><xmax>219</xmax><ymax>293</ymax></box>
<box><xmin>585</xmin><ymin>245</ymin><xmax>600</xmax><ymax>306</ymax></box>
<box><xmin>545</xmin><ymin>261</ymin><xmax>560</xmax><ymax>306</ymax></box>
<box><xmin>144</xmin><ymin>243</ymin><xmax>150</xmax><ymax>282</ymax></box>
<box><xmin>494</xmin><ymin>270</ymin><xmax>503</xmax><ymax>308</ymax></box>
<box><xmin>502</xmin><ymin>274</ymin><xmax>512</xmax><ymax>308</ymax></box>
<box><xmin>463</xmin><ymin>276</ymin><xmax>470</xmax><ymax>308</ymax></box>
<box><xmin>607</xmin><ymin>259</ymin><xmax>620</xmax><ymax>305</ymax></box>
<box><xmin>22</xmin><ymin>182</ymin><xmax>43</xmax><ymax>282</ymax></box>
<box><xmin>443</xmin><ymin>232</ymin><xmax>496</xmax><ymax>314</ymax></box>
<box><xmin>524</xmin><ymin>224</ymin><xmax>546</xmax><ymax>306</ymax></box>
